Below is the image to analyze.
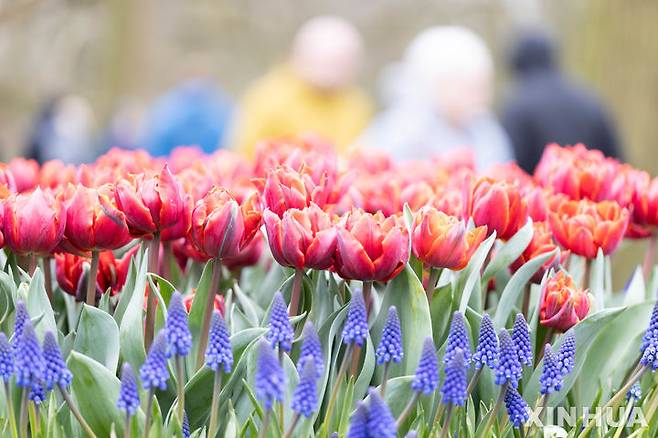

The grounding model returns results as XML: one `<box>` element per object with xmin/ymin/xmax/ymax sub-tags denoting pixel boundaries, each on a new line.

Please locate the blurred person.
<box><xmin>232</xmin><ymin>15</ymin><xmax>373</xmax><ymax>158</ymax></box>
<box><xmin>361</xmin><ymin>26</ymin><xmax>512</xmax><ymax>170</ymax></box>
<box><xmin>102</xmin><ymin>98</ymin><xmax>148</xmax><ymax>151</ymax></box>
<box><xmin>502</xmin><ymin>30</ymin><xmax>621</xmax><ymax>173</ymax></box>
<box><xmin>27</xmin><ymin>94</ymin><xmax>96</xmax><ymax>164</ymax></box>
<box><xmin>144</xmin><ymin>58</ymin><xmax>232</xmax><ymax>156</ymax></box>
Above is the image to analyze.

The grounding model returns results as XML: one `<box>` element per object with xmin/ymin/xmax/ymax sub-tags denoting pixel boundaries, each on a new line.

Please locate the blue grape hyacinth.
<box><xmin>627</xmin><ymin>382</ymin><xmax>642</xmax><ymax>401</ymax></box>
<box><xmin>255</xmin><ymin>339</ymin><xmax>285</xmax><ymax>410</ymax></box>
<box><xmin>297</xmin><ymin>321</ymin><xmax>324</xmax><ymax>379</ymax></box>
<box><xmin>441</xmin><ymin>348</ymin><xmax>468</xmax><ymax>406</ymax></box>
<box><xmin>512</xmin><ymin>313</ymin><xmax>533</xmax><ymax>366</ymax></box>
<box><xmin>140</xmin><ymin>330</ymin><xmax>170</xmax><ymax>391</ymax></box>
<box><xmin>504</xmin><ymin>385</ymin><xmax>530</xmax><ymax>428</ymax></box>
<box><xmin>183</xmin><ymin>412</ymin><xmax>190</xmax><ymax>438</ymax></box>
<box><xmin>291</xmin><ymin>357</ymin><xmax>319</xmax><ymax>418</ymax></box>
<box><xmin>347</xmin><ymin>402</ymin><xmax>369</xmax><ymax>438</ymax></box>
<box><xmin>0</xmin><ymin>332</ymin><xmax>13</xmax><ymax>383</ymax></box>
<box><xmin>205</xmin><ymin>310</ymin><xmax>233</xmax><ymax>373</ymax></box>
<box><xmin>641</xmin><ymin>301</ymin><xmax>658</xmax><ymax>353</ymax></box>
<box><xmin>539</xmin><ymin>344</ymin><xmax>563</xmax><ymax>395</ymax></box>
<box><xmin>445</xmin><ymin>311</ymin><xmax>471</xmax><ymax>365</ymax></box>
<box><xmin>267</xmin><ymin>291</ymin><xmax>294</xmax><ymax>352</ymax></box>
<box><xmin>29</xmin><ymin>382</ymin><xmax>46</xmax><ymax>405</ymax></box>
<box><xmin>342</xmin><ymin>289</ymin><xmax>368</xmax><ymax>347</ymax></box>
<box><xmin>495</xmin><ymin>330</ymin><xmax>522</xmax><ymax>387</ymax></box>
<box><xmin>557</xmin><ymin>331</ymin><xmax>576</xmax><ymax>376</ymax></box>
<box><xmin>12</xmin><ymin>300</ymin><xmax>29</xmax><ymax>354</ymax></box>
<box><xmin>376</xmin><ymin>306</ymin><xmax>403</xmax><ymax>366</ymax></box>
<box><xmin>472</xmin><ymin>313</ymin><xmax>498</xmax><ymax>370</ymax></box>
<box><xmin>165</xmin><ymin>291</ymin><xmax>192</xmax><ymax>357</ymax></box>
<box><xmin>367</xmin><ymin>388</ymin><xmax>397</xmax><ymax>438</ymax></box>
<box><xmin>14</xmin><ymin>321</ymin><xmax>45</xmax><ymax>388</ymax></box>
<box><xmin>117</xmin><ymin>363</ymin><xmax>140</xmax><ymax>416</ymax></box>
<box><xmin>411</xmin><ymin>337</ymin><xmax>439</xmax><ymax>395</ymax></box>
<box><xmin>42</xmin><ymin>331</ymin><xmax>72</xmax><ymax>390</ymax></box>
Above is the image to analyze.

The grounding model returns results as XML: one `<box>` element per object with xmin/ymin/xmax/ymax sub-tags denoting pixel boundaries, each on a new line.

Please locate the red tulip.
<box><xmin>64</xmin><ymin>184</ymin><xmax>131</xmax><ymax>252</ymax></box>
<box><xmin>115</xmin><ymin>164</ymin><xmax>188</xmax><ymax>237</ymax></box>
<box><xmin>183</xmin><ymin>292</ymin><xmax>224</xmax><ymax>314</ymax></box>
<box><xmin>334</xmin><ymin>209</ymin><xmax>409</xmax><ymax>281</ymax></box>
<box><xmin>263</xmin><ymin>203</ymin><xmax>337</xmax><ymax>270</ymax></box>
<box><xmin>540</xmin><ymin>270</ymin><xmax>591</xmax><ymax>332</ymax></box>
<box><xmin>511</xmin><ymin>221</ymin><xmax>568</xmax><ymax>282</ymax></box>
<box><xmin>412</xmin><ymin>207</ymin><xmax>487</xmax><ymax>270</ymax></box>
<box><xmin>2</xmin><ymin>188</ymin><xmax>66</xmax><ymax>255</ymax></box>
<box><xmin>40</xmin><ymin>160</ymin><xmax>78</xmax><ymax>190</ymax></box>
<box><xmin>463</xmin><ymin>176</ymin><xmax>528</xmax><ymax>240</ymax></box>
<box><xmin>190</xmin><ymin>188</ymin><xmax>261</xmax><ymax>260</ymax></box>
<box><xmin>224</xmin><ymin>234</ymin><xmax>264</xmax><ymax>271</ymax></box>
<box><xmin>0</xmin><ymin>164</ymin><xmax>17</xmax><ymax>194</ymax></box>
<box><xmin>548</xmin><ymin>198</ymin><xmax>629</xmax><ymax>258</ymax></box>
<box><xmin>7</xmin><ymin>158</ymin><xmax>39</xmax><ymax>193</ymax></box>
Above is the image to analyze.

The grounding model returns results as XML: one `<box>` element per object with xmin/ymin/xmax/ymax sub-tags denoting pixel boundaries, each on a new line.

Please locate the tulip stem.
<box><xmin>144</xmin><ymin>233</ymin><xmax>160</xmax><ymax>351</ymax></box>
<box><xmin>143</xmin><ymin>389</ymin><xmax>154</xmax><ymax>438</ymax></box>
<box><xmin>162</xmin><ymin>241</ymin><xmax>172</xmax><ymax>283</ymax></box>
<box><xmin>258</xmin><ymin>409</ymin><xmax>271</xmax><ymax>438</ymax></box>
<box><xmin>86</xmin><ymin>251</ymin><xmax>100</xmax><ymax>307</ymax></box>
<box><xmin>362</xmin><ymin>280</ymin><xmax>373</xmax><ymax>316</ymax></box>
<box><xmin>439</xmin><ymin>404</ymin><xmax>454</xmax><ymax>438</ymax></box>
<box><xmin>283</xmin><ymin>413</ymin><xmax>300</xmax><ymax>438</ymax></box>
<box><xmin>396</xmin><ymin>391</ymin><xmax>420</xmax><ymax>428</ymax></box>
<box><xmin>323</xmin><ymin>344</ymin><xmax>352</xmax><ymax>438</ymax></box>
<box><xmin>207</xmin><ymin>372</ymin><xmax>223</xmax><ymax>438</ymax></box>
<box><xmin>481</xmin><ymin>383</ymin><xmax>507</xmax><ymax>438</ymax></box>
<box><xmin>58</xmin><ymin>385</ymin><xmax>97</xmax><ymax>438</ymax></box>
<box><xmin>5</xmin><ymin>381</ymin><xmax>18</xmax><ymax>438</ymax></box>
<box><xmin>197</xmin><ymin>258</ymin><xmax>222</xmax><ymax>370</ymax></box>
<box><xmin>42</xmin><ymin>256</ymin><xmax>53</xmax><ymax>303</ymax></box>
<box><xmin>289</xmin><ymin>269</ymin><xmax>304</xmax><ymax>317</ymax></box>
<box><xmin>643</xmin><ymin>234</ymin><xmax>657</xmax><ymax>280</ymax></box>
<box><xmin>425</xmin><ymin>267</ymin><xmax>441</xmax><ymax>303</ymax></box>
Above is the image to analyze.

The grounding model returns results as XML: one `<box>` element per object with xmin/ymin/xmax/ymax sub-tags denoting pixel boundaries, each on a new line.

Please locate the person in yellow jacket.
<box><xmin>232</xmin><ymin>16</ymin><xmax>373</xmax><ymax>158</ymax></box>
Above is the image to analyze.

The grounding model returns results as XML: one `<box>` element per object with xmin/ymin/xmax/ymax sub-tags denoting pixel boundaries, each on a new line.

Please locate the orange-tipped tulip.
<box><xmin>2</xmin><ymin>188</ymin><xmax>66</xmax><ymax>255</ymax></box>
<box><xmin>511</xmin><ymin>221</ymin><xmax>568</xmax><ymax>282</ymax></box>
<box><xmin>548</xmin><ymin>198</ymin><xmax>629</xmax><ymax>258</ymax></box>
<box><xmin>64</xmin><ymin>184</ymin><xmax>131</xmax><ymax>252</ymax></box>
<box><xmin>263</xmin><ymin>203</ymin><xmax>337</xmax><ymax>270</ymax></box>
<box><xmin>412</xmin><ymin>207</ymin><xmax>486</xmax><ymax>270</ymax></box>
<box><xmin>334</xmin><ymin>209</ymin><xmax>409</xmax><ymax>281</ymax></box>
<box><xmin>540</xmin><ymin>270</ymin><xmax>591</xmax><ymax>332</ymax></box>
<box><xmin>463</xmin><ymin>176</ymin><xmax>528</xmax><ymax>240</ymax></box>
<box><xmin>115</xmin><ymin>164</ymin><xmax>188</xmax><ymax>237</ymax></box>
<box><xmin>190</xmin><ymin>188</ymin><xmax>261</xmax><ymax>260</ymax></box>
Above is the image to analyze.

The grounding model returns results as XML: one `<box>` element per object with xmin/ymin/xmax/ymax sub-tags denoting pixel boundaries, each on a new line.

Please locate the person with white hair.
<box><xmin>361</xmin><ymin>26</ymin><xmax>513</xmax><ymax>170</ymax></box>
<box><xmin>232</xmin><ymin>15</ymin><xmax>373</xmax><ymax>158</ymax></box>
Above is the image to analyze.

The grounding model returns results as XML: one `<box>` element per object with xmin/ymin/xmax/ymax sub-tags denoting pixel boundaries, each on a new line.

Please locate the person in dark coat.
<box><xmin>501</xmin><ymin>31</ymin><xmax>622</xmax><ymax>173</ymax></box>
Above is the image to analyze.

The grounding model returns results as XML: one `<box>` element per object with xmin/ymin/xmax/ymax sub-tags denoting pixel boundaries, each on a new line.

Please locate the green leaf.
<box><xmin>118</xmin><ymin>247</ymin><xmax>148</xmax><ymax>371</ymax></box>
<box><xmin>73</xmin><ymin>304</ymin><xmax>120</xmax><ymax>372</ymax></box>
<box><xmin>493</xmin><ymin>249</ymin><xmax>557</xmax><ymax>329</ymax></box>
<box><xmin>372</xmin><ymin>265</ymin><xmax>432</xmax><ymax>376</ymax></box>
<box><xmin>430</xmin><ymin>283</ymin><xmax>453</xmax><ymax>348</ymax></box>
<box><xmin>26</xmin><ymin>268</ymin><xmax>57</xmax><ymax>338</ymax></box>
<box><xmin>589</xmin><ymin>249</ymin><xmax>606</xmax><ymax>311</ymax></box>
<box><xmin>482</xmin><ymin>219</ymin><xmax>533</xmax><ymax>283</ymax></box>
<box><xmin>67</xmin><ymin>351</ymin><xmax>144</xmax><ymax>437</ymax></box>
<box><xmin>624</xmin><ymin>267</ymin><xmax>646</xmax><ymax>306</ymax></box>
<box><xmin>454</xmin><ymin>233</ymin><xmax>496</xmax><ymax>314</ymax></box>
<box><xmin>188</xmin><ymin>260</ymin><xmax>215</xmax><ymax>362</ymax></box>
<box><xmin>113</xmin><ymin>245</ymin><xmax>144</xmax><ymax>325</ymax></box>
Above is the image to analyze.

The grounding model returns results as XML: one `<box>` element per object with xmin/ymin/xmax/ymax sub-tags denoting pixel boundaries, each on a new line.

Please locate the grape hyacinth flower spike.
<box><xmin>255</xmin><ymin>339</ymin><xmax>285</xmax><ymax>438</ymax></box>
<box><xmin>557</xmin><ymin>330</ymin><xmax>576</xmax><ymax>377</ymax></box>
<box><xmin>12</xmin><ymin>300</ymin><xmax>29</xmax><ymax>355</ymax></box>
<box><xmin>141</xmin><ymin>330</ymin><xmax>170</xmax><ymax>438</ymax></box>
<box><xmin>347</xmin><ymin>402</ymin><xmax>369</xmax><ymax>438</ymax></box>
<box><xmin>540</xmin><ymin>344</ymin><xmax>563</xmax><ymax>395</ymax></box>
<box><xmin>504</xmin><ymin>385</ymin><xmax>530</xmax><ymax>429</ymax></box>
<box><xmin>398</xmin><ymin>337</ymin><xmax>438</xmax><ymax>427</ymax></box>
<box><xmin>445</xmin><ymin>311</ymin><xmax>471</xmax><ymax>365</ymax></box>
<box><xmin>0</xmin><ymin>332</ymin><xmax>13</xmax><ymax>384</ymax></box>
<box><xmin>267</xmin><ymin>291</ymin><xmax>294</xmax><ymax>354</ymax></box>
<box><xmin>469</xmin><ymin>313</ymin><xmax>498</xmax><ymax>393</ymax></box>
<box><xmin>14</xmin><ymin>319</ymin><xmax>45</xmax><ymax>438</ymax></box>
<box><xmin>117</xmin><ymin>363</ymin><xmax>140</xmax><ymax>438</ymax></box>
<box><xmin>297</xmin><ymin>321</ymin><xmax>324</xmax><ymax>379</ymax></box>
<box><xmin>286</xmin><ymin>358</ymin><xmax>319</xmax><ymax>438</ymax></box>
<box><xmin>376</xmin><ymin>306</ymin><xmax>403</xmax><ymax>395</ymax></box>
<box><xmin>441</xmin><ymin>348</ymin><xmax>468</xmax><ymax>406</ymax></box>
<box><xmin>166</xmin><ymin>291</ymin><xmax>192</xmax><ymax>422</ymax></box>
<box><xmin>641</xmin><ymin>301</ymin><xmax>658</xmax><ymax>353</ymax></box>
<box><xmin>368</xmin><ymin>388</ymin><xmax>397</xmax><ymax>438</ymax></box>
<box><xmin>512</xmin><ymin>313</ymin><xmax>533</xmax><ymax>367</ymax></box>
<box><xmin>627</xmin><ymin>382</ymin><xmax>642</xmax><ymax>402</ymax></box>
<box><xmin>495</xmin><ymin>329</ymin><xmax>523</xmax><ymax>388</ymax></box>
<box><xmin>206</xmin><ymin>310</ymin><xmax>233</xmax><ymax>438</ymax></box>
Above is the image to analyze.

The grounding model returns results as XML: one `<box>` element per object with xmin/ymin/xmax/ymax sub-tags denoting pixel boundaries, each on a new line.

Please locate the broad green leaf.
<box><xmin>188</xmin><ymin>260</ymin><xmax>215</xmax><ymax>362</ymax></box>
<box><xmin>493</xmin><ymin>249</ymin><xmax>557</xmax><ymax>329</ymax></box>
<box><xmin>113</xmin><ymin>245</ymin><xmax>144</xmax><ymax>325</ymax></box>
<box><xmin>26</xmin><ymin>268</ymin><xmax>57</xmax><ymax>337</ymax></box>
<box><xmin>624</xmin><ymin>267</ymin><xmax>646</xmax><ymax>306</ymax></box>
<box><xmin>454</xmin><ymin>233</ymin><xmax>496</xmax><ymax>313</ymax></box>
<box><xmin>73</xmin><ymin>304</ymin><xmax>120</xmax><ymax>372</ymax></box>
<box><xmin>482</xmin><ymin>219</ymin><xmax>533</xmax><ymax>283</ymax></box>
<box><xmin>430</xmin><ymin>283</ymin><xmax>453</xmax><ymax>347</ymax></box>
<box><xmin>589</xmin><ymin>249</ymin><xmax>606</xmax><ymax>311</ymax></box>
<box><xmin>67</xmin><ymin>351</ymin><xmax>144</xmax><ymax>437</ymax></box>
<box><xmin>118</xmin><ymin>247</ymin><xmax>148</xmax><ymax>371</ymax></box>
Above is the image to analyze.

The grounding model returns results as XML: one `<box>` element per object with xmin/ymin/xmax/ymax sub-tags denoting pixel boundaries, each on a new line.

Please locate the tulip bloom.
<box><xmin>548</xmin><ymin>198</ymin><xmax>629</xmax><ymax>258</ymax></box>
<box><xmin>183</xmin><ymin>293</ymin><xmax>224</xmax><ymax>314</ymax></box>
<box><xmin>540</xmin><ymin>271</ymin><xmax>591</xmax><ymax>332</ymax></box>
<box><xmin>412</xmin><ymin>207</ymin><xmax>487</xmax><ymax>271</ymax></box>
<box><xmin>190</xmin><ymin>188</ymin><xmax>261</xmax><ymax>260</ymax></box>
<box><xmin>64</xmin><ymin>184</ymin><xmax>132</xmax><ymax>252</ymax></box>
<box><xmin>7</xmin><ymin>157</ymin><xmax>39</xmax><ymax>193</ymax></box>
<box><xmin>511</xmin><ymin>222</ymin><xmax>568</xmax><ymax>282</ymax></box>
<box><xmin>2</xmin><ymin>188</ymin><xmax>66</xmax><ymax>255</ymax></box>
<box><xmin>115</xmin><ymin>165</ymin><xmax>188</xmax><ymax>237</ymax></box>
<box><xmin>334</xmin><ymin>209</ymin><xmax>409</xmax><ymax>282</ymax></box>
<box><xmin>0</xmin><ymin>164</ymin><xmax>17</xmax><ymax>193</ymax></box>
<box><xmin>463</xmin><ymin>177</ymin><xmax>528</xmax><ymax>240</ymax></box>
<box><xmin>263</xmin><ymin>203</ymin><xmax>337</xmax><ymax>270</ymax></box>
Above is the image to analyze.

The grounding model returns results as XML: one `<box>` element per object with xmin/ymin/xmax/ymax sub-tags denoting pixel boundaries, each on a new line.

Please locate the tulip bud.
<box><xmin>114</xmin><ymin>164</ymin><xmax>187</xmax><ymax>237</ymax></box>
<box><xmin>548</xmin><ymin>198</ymin><xmax>629</xmax><ymax>258</ymax></box>
<box><xmin>2</xmin><ymin>188</ymin><xmax>66</xmax><ymax>255</ymax></box>
<box><xmin>412</xmin><ymin>207</ymin><xmax>486</xmax><ymax>271</ymax></box>
<box><xmin>334</xmin><ymin>209</ymin><xmax>409</xmax><ymax>281</ymax></box>
<box><xmin>540</xmin><ymin>271</ymin><xmax>591</xmax><ymax>332</ymax></box>
<box><xmin>64</xmin><ymin>184</ymin><xmax>132</xmax><ymax>252</ymax></box>
<box><xmin>463</xmin><ymin>177</ymin><xmax>528</xmax><ymax>241</ymax></box>
<box><xmin>190</xmin><ymin>188</ymin><xmax>261</xmax><ymax>260</ymax></box>
<box><xmin>263</xmin><ymin>203</ymin><xmax>337</xmax><ymax>271</ymax></box>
